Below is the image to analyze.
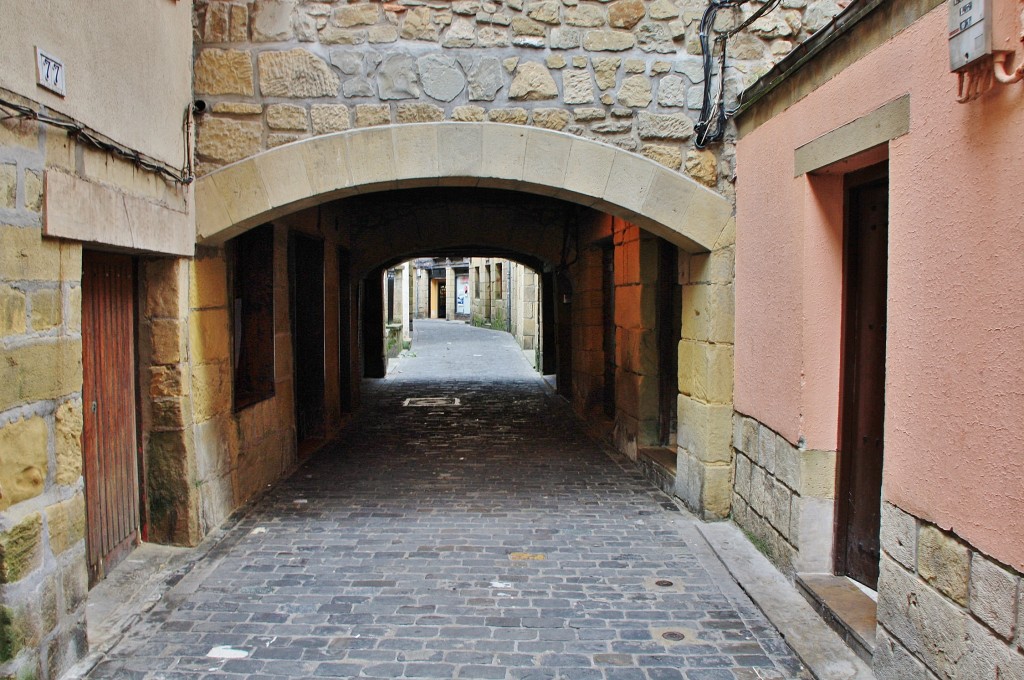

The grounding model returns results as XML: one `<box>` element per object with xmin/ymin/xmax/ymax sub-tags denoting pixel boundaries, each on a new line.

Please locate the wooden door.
<box><xmin>289</xmin><ymin>233</ymin><xmax>326</xmax><ymax>443</ymax></box>
<box><xmin>81</xmin><ymin>252</ymin><xmax>141</xmax><ymax>586</ymax></box>
<box><xmin>836</xmin><ymin>169</ymin><xmax>888</xmax><ymax>589</ymax></box>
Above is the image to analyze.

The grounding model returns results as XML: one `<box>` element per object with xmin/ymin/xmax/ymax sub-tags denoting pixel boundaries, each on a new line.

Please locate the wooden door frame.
<box><xmin>833</xmin><ymin>161</ymin><xmax>889</xmax><ymax>581</ymax></box>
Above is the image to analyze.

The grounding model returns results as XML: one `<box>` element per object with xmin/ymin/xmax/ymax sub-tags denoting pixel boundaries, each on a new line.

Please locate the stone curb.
<box><xmin>696</xmin><ymin>521</ymin><xmax>876</xmax><ymax>680</ymax></box>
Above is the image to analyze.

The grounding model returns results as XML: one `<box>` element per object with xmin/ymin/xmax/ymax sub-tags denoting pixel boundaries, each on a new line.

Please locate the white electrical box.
<box><xmin>949</xmin><ymin>0</ymin><xmax>992</xmax><ymax>71</ymax></box>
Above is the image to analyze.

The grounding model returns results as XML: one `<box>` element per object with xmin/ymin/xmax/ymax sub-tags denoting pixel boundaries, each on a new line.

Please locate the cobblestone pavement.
<box><xmin>87</xmin><ymin>320</ymin><xmax>809</xmax><ymax>679</ymax></box>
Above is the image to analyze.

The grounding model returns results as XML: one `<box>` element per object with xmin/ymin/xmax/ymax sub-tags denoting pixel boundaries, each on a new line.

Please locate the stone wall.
<box><xmin>674</xmin><ymin>218</ymin><xmax>734</xmax><ymax>519</ymax></box>
<box><xmin>875</xmin><ymin>502</ymin><xmax>1024</xmax><ymax>679</ymax></box>
<box><xmin>0</xmin><ymin>112</ymin><xmax>89</xmax><ymax>680</ymax></box>
<box><xmin>729</xmin><ymin>412</ymin><xmax>835</xmax><ymax>574</ymax></box>
<box><xmin>508</xmin><ymin>261</ymin><xmax>540</xmax><ymax>368</ymax></box>
<box><xmin>191</xmin><ymin>0</ymin><xmax>844</xmax><ymax>195</ymax></box>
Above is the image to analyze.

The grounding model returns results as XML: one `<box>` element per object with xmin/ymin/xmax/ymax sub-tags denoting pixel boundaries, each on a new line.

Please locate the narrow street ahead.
<box><xmin>87</xmin><ymin>320</ymin><xmax>808</xmax><ymax>679</ymax></box>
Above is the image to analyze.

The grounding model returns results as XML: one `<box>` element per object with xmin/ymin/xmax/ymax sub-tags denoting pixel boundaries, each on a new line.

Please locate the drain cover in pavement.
<box><xmin>403</xmin><ymin>397</ymin><xmax>461</xmax><ymax>407</ymax></box>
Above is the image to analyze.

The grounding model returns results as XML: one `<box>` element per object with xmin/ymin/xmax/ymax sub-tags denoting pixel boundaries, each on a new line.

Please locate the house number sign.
<box><xmin>36</xmin><ymin>47</ymin><xmax>67</xmax><ymax>96</ymax></box>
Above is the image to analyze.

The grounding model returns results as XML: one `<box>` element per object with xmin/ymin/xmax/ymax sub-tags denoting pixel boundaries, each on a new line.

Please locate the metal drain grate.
<box><xmin>403</xmin><ymin>397</ymin><xmax>461</xmax><ymax>407</ymax></box>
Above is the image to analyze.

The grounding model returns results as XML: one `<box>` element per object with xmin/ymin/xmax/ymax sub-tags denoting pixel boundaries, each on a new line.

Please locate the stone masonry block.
<box><xmin>732</xmin><ymin>412</ymin><xmax>742</xmax><ymax>452</ymax></box>
<box><xmin>29</xmin><ymin>288</ymin><xmax>61</xmax><ymax>330</ymax></box>
<box><xmin>769</xmin><ymin>479</ymin><xmax>791</xmax><ymax>540</ymax></box>
<box><xmin>0</xmin><ymin>339</ymin><xmax>82</xmax><ymax>414</ymax></box>
<box><xmin>734</xmin><ymin>453</ymin><xmax>751</xmax><ymax>500</ymax></box>
<box><xmin>677</xmin><ymin>394</ymin><xmax>732</xmax><ymax>464</ymax></box>
<box><xmin>748</xmin><ymin>463</ymin><xmax>768</xmax><ymax>517</ymax></box>
<box><xmin>191</xmin><ymin>360</ymin><xmax>231</xmax><ymax>423</ymax></box>
<box><xmin>0</xmin><ymin>164</ymin><xmax>15</xmax><ymax>209</ymax></box>
<box><xmin>194</xmin><ymin>48</ymin><xmax>255</xmax><ymax>96</ymax></box>
<box><xmin>969</xmin><ymin>551</ymin><xmax>1019</xmax><ymax>640</ymax></box>
<box><xmin>0</xmin><ymin>285</ymin><xmax>27</xmax><ymax>336</ymax></box>
<box><xmin>55</xmin><ymin>399</ymin><xmax>83</xmax><ymax>486</ymax></box>
<box><xmin>799</xmin><ymin>449</ymin><xmax>835</xmax><ymax>498</ymax></box>
<box><xmin>0</xmin><ymin>513</ymin><xmax>42</xmax><ymax>583</ymax></box>
<box><xmin>740</xmin><ymin>416</ymin><xmax>758</xmax><ymax>459</ymax></box>
<box><xmin>0</xmin><ymin>416</ymin><xmax>48</xmax><ymax>510</ymax></box>
<box><xmin>45</xmin><ymin>493</ymin><xmax>85</xmax><ymax>555</ymax></box>
<box><xmin>692</xmin><ymin>341</ymin><xmax>732</xmax><ymax>405</ymax></box>
<box><xmin>917</xmin><ymin>524</ymin><xmax>970</xmax><ymax>606</ymax></box>
<box><xmin>874</xmin><ymin>626</ymin><xmax>931</xmax><ymax>680</ymax></box>
<box><xmin>790</xmin><ymin>496</ymin><xmax>833</xmax><ymax>572</ymax></box>
<box><xmin>144</xmin><ymin>258</ymin><xmax>188</xmax><ymax>320</ymax></box>
<box><xmin>1</xmin><ymin>227</ymin><xmax>62</xmax><ymax>282</ymax></box>
<box><xmin>773</xmin><ymin>434</ymin><xmax>800</xmax><ymax>491</ymax></box>
<box><xmin>757</xmin><ymin>424</ymin><xmax>776</xmax><ymax>475</ymax></box>
<box><xmin>150</xmin><ymin>318</ymin><xmax>185</xmax><ymax>365</ymax></box>
<box><xmin>878</xmin><ymin>553</ymin><xmax>1024</xmax><ymax>679</ymax></box>
<box><xmin>880</xmin><ymin>502</ymin><xmax>917</xmax><ymax>571</ymax></box>
<box><xmin>189</xmin><ymin>307</ymin><xmax>230</xmax><ymax>364</ymax></box>
<box><xmin>703</xmin><ymin>462</ymin><xmax>732</xmax><ymax>518</ymax></box>
<box><xmin>189</xmin><ymin>254</ymin><xmax>228</xmax><ymax>311</ymax></box>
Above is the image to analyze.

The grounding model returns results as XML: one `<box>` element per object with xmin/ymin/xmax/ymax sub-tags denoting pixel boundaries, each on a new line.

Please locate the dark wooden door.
<box><xmin>289</xmin><ymin>233</ymin><xmax>326</xmax><ymax>443</ymax></box>
<box><xmin>836</xmin><ymin>170</ymin><xmax>888</xmax><ymax>589</ymax></box>
<box><xmin>81</xmin><ymin>252</ymin><xmax>141</xmax><ymax>586</ymax></box>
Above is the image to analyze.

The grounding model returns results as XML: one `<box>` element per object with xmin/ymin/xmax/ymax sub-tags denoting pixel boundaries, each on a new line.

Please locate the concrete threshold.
<box><xmin>696</xmin><ymin>522</ymin><xmax>876</xmax><ymax>680</ymax></box>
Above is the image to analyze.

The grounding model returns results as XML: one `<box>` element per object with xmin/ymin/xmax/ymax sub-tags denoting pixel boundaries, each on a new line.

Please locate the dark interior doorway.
<box><xmin>289</xmin><ymin>232</ymin><xmax>326</xmax><ymax>445</ymax></box>
<box><xmin>337</xmin><ymin>247</ymin><xmax>353</xmax><ymax>414</ymax></box>
<box><xmin>602</xmin><ymin>243</ymin><xmax>616</xmax><ymax>419</ymax></box>
<box><xmin>657</xmin><ymin>240</ymin><xmax>681</xmax><ymax>446</ymax></box>
<box><xmin>437</xmin><ymin>281</ymin><xmax>447</xmax><ymax>319</ymax></box>
<box><xmin>836</xmin><ymin>164</ymin><xmax>889</xmax><ymax>589</ymax></box>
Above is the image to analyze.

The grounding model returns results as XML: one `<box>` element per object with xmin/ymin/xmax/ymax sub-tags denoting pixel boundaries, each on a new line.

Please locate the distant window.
<box><xmin>475</xmin><ymin>267</ymin><xmax>481</xmax><ymax>298</ymax></box>
<box><xmin>232</xmin><ymin>224</ymin><xmax>275</xmax><ymax>411</ymax></box>
<box><xmin>494</xmin><ymin>263</ymin><xmax>503</xmax><ymax>298</ymax></box>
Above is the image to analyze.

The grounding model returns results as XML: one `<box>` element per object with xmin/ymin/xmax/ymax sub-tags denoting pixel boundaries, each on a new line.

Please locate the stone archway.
<box><xmin>194</xmin><ymin>122</ymin><xmax>732</xmax><ymax>254</ymax></box>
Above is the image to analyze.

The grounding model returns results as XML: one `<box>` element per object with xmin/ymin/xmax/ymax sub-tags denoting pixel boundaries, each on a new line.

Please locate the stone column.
<box><xmin>445</xmin><ymin>265</ymin><xmax>456</xmax><ymax>320</ymax></box>
<box><xmin>675</xmin><ymin>220</ymin><xmax>736</xmax><ymax>520</ymax></box>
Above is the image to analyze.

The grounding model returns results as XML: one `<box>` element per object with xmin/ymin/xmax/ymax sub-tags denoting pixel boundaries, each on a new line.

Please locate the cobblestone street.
<box><xmin>87</xmin><ymin>321</ymin><xmax>808</xmax><ymax>680</ymax></box>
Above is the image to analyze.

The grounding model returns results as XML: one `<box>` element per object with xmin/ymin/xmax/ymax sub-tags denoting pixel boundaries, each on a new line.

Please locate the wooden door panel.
<box><xmin>82</xmin><ymin>252</ymin><xmax>140</xmax><ymax>585</ymax></box>
<box><xmin>837</xmin><ymin>176</ymin><xmax>888</xmax><ymax>589</ymax></box>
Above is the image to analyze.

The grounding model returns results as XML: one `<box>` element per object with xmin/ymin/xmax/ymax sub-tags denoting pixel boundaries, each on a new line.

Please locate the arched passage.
<box><xmin>173</xmin><ymin>124</ymin><xmax>738</xmax><ymax>543</ymax></box>
<box><xmin>194</xmin><ymin>123</ymin><xmax>732</xmax><ymax>254</ymax></box>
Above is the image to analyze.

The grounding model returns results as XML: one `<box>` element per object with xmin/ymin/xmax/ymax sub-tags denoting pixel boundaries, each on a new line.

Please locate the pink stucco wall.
<box><xmin>736</xmin><ymin>2</ymin><xmax>1024</xmax><ymax>569</ymax></box>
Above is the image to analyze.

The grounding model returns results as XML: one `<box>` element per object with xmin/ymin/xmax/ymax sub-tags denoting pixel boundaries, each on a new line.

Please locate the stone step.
<box><xmin>795</xmin><ymin>572</ymin><xmax>878</xmax><ymax>664</ymax></box>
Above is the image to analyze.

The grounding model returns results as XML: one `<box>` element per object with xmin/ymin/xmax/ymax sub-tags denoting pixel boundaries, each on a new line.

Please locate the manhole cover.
<box><xmin>403</xmin><ymin>397</ymin><xmax>461</xmax><ymax>407</ymax></box>
<box><xmin>655</xmin><ymin>580</ymin><xmax>675</xmax><ymax>587</ymax></box>
<box><xmin>662</xmin><ymin>631</ymin><xmax>686</xmax><ymax>642</ymax></box>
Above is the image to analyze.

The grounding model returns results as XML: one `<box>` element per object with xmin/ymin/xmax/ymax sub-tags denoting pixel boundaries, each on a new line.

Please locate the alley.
<box><xmin>86</xmin><ymin>320</ymin><xmax>807</xmax><ymax>680</ymax></box>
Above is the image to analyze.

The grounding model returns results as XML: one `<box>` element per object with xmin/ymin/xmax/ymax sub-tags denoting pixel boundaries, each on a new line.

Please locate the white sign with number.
<box><xmin>36</xmin><ymin>47</ymin><xmax>66</xmax><ymax>97</ymax></box>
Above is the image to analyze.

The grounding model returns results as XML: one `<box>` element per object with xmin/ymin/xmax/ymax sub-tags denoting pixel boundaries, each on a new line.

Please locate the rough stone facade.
<box><xmin>191</xmin><ymin>0</ymin><xmax>844</xmax><ymax>196</ymax></box>
<box><xmin>875</xmin><ymin>502</ymin><xmax>1024</xmax><ymax>679</ymax></box>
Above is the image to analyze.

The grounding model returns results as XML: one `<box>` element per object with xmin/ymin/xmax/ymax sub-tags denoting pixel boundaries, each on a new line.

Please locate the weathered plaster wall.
<box><xmin>735</xmin><ymin>0</ymin><xmax>1024</xmax><ymax>571</ymax></box>
<box><xmin>0</xmin><ymin>1</ymin><xmax>193</xmax><ymax>166</ymax></box>
<box><xmin>736</xmin><ymin>0</ymin><xmax>1024</xmax><ymax>675</ymax></box>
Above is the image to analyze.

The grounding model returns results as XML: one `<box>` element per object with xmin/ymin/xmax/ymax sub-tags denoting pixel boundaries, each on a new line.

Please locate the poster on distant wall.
<box><xmin>456</xmin><ymin>275</ymin><xmax>469</xmax><ymax>314</ymax></box>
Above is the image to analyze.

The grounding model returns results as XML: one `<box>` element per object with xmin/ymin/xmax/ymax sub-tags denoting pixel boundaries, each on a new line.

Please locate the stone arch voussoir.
<box><xmin>195</xmin><ymin>123</ymin><xmax>731</xmax><ymax>253</ymax></box>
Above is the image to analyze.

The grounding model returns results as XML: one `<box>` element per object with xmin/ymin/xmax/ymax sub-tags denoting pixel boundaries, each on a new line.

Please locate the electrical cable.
<box><xmin>694</xmin><ymin>0</ymin><xmax>784</xmax><ymax>148</ymax></box>
<box><xmin>0</xmin><ymin>95</ymin><xmax>194</xmax><ymax>185</ymax></box>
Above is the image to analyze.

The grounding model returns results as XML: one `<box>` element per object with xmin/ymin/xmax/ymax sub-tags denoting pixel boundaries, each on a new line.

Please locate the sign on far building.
<box><xmin>36</xmin><ymin>47</ymin><xmax>67</xmax><ymax>97</ymax></box>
